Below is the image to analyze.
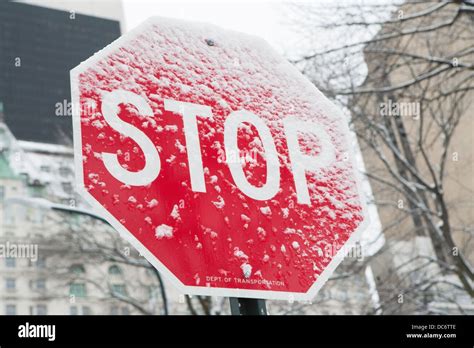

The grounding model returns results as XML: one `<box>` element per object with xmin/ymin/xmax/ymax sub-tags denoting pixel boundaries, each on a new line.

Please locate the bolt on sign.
<box><xmin>71</xmin><ymin>17</ymin><xmax>369</xmax><ymax>301</ymax></box>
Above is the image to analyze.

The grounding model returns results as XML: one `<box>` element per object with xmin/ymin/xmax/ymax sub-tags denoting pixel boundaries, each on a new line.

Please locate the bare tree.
<box><xmin>36</xmin><ymin>211</ymin><xmax>170</xmax><ymax>315</ymax></box>
<box><xmin>288</xmin><ymin>0</ymin><xmax>474</xmax><ymax>314</ymax></box>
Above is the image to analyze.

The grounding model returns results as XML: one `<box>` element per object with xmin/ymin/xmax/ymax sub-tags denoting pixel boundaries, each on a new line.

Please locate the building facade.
<box><xmin>353</xmin><ymin>2</ymin><xmax>474</xmax><ymax>314</ymax></box>
<box><xmin>0</xmin><ymin>1</ymin><xmax>121</xmax><ymax>145</ymax></box>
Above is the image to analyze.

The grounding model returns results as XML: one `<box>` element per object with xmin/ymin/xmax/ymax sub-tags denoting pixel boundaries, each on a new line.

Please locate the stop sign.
<box><xmin>71</xmin><ymin>17</ymin><xmax>368</xmax><ymax>301</ymax></box>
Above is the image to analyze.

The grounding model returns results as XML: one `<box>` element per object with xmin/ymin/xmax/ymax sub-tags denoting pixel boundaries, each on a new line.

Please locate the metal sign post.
<box><xmin>229</xmin><ymin>298</ymin><xmax>267</xmax><ymax>315</ymax></box>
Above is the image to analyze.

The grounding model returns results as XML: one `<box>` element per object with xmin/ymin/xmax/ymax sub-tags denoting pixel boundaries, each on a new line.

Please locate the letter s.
<box><xmin>101</xmin><ymin>90</ymin><xmax>160</xmax><ymax>186</ymax></box>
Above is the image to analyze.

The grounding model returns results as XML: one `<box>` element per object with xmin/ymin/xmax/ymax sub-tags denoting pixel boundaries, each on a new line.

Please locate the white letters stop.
<box><xmin>101</xmin><ymin>90</ymin><xmax>335</xmax><ymax>205</ymax></box>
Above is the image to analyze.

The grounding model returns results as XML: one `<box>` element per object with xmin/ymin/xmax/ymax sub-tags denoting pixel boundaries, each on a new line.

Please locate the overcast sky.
<box><xmin>122</xmin><ymin>0</ymin><xmax>301</xmax><ymax>55</ymax></box>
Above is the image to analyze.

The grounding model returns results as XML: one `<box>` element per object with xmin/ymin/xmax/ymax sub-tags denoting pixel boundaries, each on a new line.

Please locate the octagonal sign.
<box><xmin>71</xmin><ymin>17</ymin><xmax>369</xmax><ymax>301</ymax></box>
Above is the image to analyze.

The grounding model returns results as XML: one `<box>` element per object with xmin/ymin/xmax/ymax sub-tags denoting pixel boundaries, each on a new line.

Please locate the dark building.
<box><xmin>0</xmin><ymin>1</ymin><xmax>121</xmax><ymax>145</ymax></box>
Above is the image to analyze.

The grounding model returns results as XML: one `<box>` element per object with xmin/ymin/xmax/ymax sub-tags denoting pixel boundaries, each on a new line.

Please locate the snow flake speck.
<box><xmin>241</xmin><ymin>214</ymin><xmax>250</xmax><ymax>223</ymax></box>
<box><xmin>257</xmin><ymin>227</ymin><xmax>266</xmax><ymax>240</ymax></box>
<box><xmin>166</xmin><ymin>155</ymin><xmax>176</xmax><ymax>163</ymax></box>
<box><xmin>212</xmin><ymin>196</ymin><xmax>225</xmax><ymax>209</ymax></box>
<box><xmin>175</xmin><ymin>139</ymin><xmax>186</xmax><ymax>153</ymax></box>
<box><xmin>194</xmin><ymin>273</ymin><xmax>200</xmax><ymax>285</ymax></box>
<box><xmin>218</xmin><ymin>99</ymin><xmax>230</xmax><ymax>109</ymax></box>
<box><xmin>170</xmin><ymin>204</ymin><xmax>180</xmax><ymax>220</ymax></box>
<box><xmin>91</xmin><ymin>120</ymin><xmax>104</xmax><ymax>129</ymax></box>
<box><xmin>155</xmin><ymin>224</ymin><xmax>173</xmax><ymax>239</ymax></box>
<box><xmin>164</xmin><ymin>125</ymin><xmax>178</xmax><ymax>132</ymax></box>
<box><xmin>234</xmin><ymin>248</ymin><xmax>248</xmax><ymax>260</ymax></box>
<box><xmin>146</xmin><ymin>199</ymin><xmax>159</xmax><ymax>208</ymax></box>
<box><xmin>241</xmin><ymin>263</ymin><xmax>252</xmax><ymax>278</ymax></box>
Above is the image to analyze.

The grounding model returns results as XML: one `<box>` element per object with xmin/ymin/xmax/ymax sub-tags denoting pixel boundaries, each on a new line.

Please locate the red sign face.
<box><xmin>71</xmin><ymin>17</ymin><xmax>368</xmax><ymax>300</ymax></box>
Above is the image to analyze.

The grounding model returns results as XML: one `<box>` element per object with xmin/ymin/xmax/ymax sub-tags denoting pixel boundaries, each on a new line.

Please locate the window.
<box><xmin>108</xmin><ymin>265</ymin><xmax>122</xmax><ymax>275</ymax></box>
<box><xmin>70</xmin><ymin>306</ymin><xmax>92</xmax><ymax>316</ymax></box>
<box><xmin>20</xmin><ymin>173</ymin><xmax>29</xmax><ymax>183</ymax></box>
<box><xmin>5</xmin><ymin>257</ymin><xmax>16</xmax><ymax>268</ymax></box>
<box><xmin>4</xmin><ymin>205</ymin><xmax>15</xmax><ymax>225</ymax></box>
<box><xmin>111</xmin><ymin>284</ymin><xmax>127</xmax><ymax>296</ymax></box>
<box><xmin>6</xmin><ymin>304</ymin><xmax>16</xmax><ymax>315</ymax></box>
<box><xmin>36</xmin><ymin>305</ymin><xmax>47</xmax><ymax>315</ymax></box>
<box><xmin>40</xmin><ymin>165</ymin><xmax>50</xmax><ymax>173</ymax></box>
<box><xmin>36</xmin><ymin>279</ymin><xmax>46</xmax><ymax>290</ymax></box>
<box><xmin>27</xmin><ymin>208</ymin><xmax>43</xmax><ymax>224</ymax></box>
<box><xmin>30</xmin><ymin>185</ymin><xmax>43</xmax><ymax>198</ymax></box>
<box><xmin>70</xmin><ymin>264</ymin><xmax>85</xmax><ymax>274</ymax></box>
<box><xmin>110</xmin><ymin>306</ymin><xmax>128</xmax><ymax>315</ymax></box>
<box><xmin>59</xmin><ymin>166</ymin><xmax>70</xmax><ymax>177</ymax></box>
<box><xmin>61</xmin><ymin>182</ymin><xmax>73</xmax><ymax>194</ymax></box>
<box><xmin>61</xmin><ymin>198</ymin><xmax>72</xmax><ymax>206</ymax></box>
<box><xmin>69</xmin><ymin>283</ymin><xmax>87</xmax><ymax>298</ymax></box>
<box><xmin>6</xmin><ymin>278</ymin><xmax>16</xmax><ymax>291</ymax></box>
<box><xmin>36</xmin><ymin>257</ymin><xmax>46</xmax><ymax>269</ymax></box>
<box><xmin>30</xmin><ymin>257</ymin><xmax>46</xmax><ymax>268</ymax></box>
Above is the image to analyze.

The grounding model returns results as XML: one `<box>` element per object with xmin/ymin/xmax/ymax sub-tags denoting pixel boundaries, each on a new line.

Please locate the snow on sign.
<box><xmin>71</xmin><ymin>17</ymin><xmax>369</xmax><ymax>301</ymax></box>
